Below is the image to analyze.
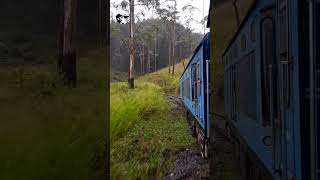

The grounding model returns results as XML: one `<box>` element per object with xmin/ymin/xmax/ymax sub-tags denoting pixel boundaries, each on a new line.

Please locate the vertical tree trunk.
<box><xmin>128</xmin><ymin>0</ymin><xmax>134</xmax><ymax>89</ymax></box>
<box><xmin>98</xmin><ymin>0</ymin><xmax>102</xmax><ymax>47</ymax></box>
<box><xmin>168</xmin><ymin>36</ymin><xmax>171</xmax><ymax>74</ymax></box>
<box><xmin>189</xmin><ymin>30</ymin><xmax>192</xmax><ymax>54</ymax></box>
<box><xmin>142</xmin><ymin>41</ymin><xmax>145</xmax><ymax>74</ymax></box>
<box><xmin>140</xmin><ymin>44</ymin><xmax>143</xmax><ymax>74</ymax></box>
<box><xmin>59</xmin><ymin>0</ymin><xmax>77</xmax><ymax>87</ymax></box>
<box><xmin>172</xmin><ymin>2</ymin><xmax>177</xmax><ymax>75</ymax></box>
<box><xmin>233</xmin><ymin>0</ymin><xmax>240</xmax><ymax>27</ymax></box>
<box><xmin>179</xmin><ymin>45</ymin><xmax>182</xmax><ymax>62</ymax></box>
<box><xmin>147</xmin><ymin>39</ymin><xmax>150</xmax><ymax>73</ymax></box>
<box><xmin>180</xmin><ymin>45</ymin><xmax>185</xmax><ymax>69</ymax></box>
<box><xmin>154</xmin><ymin>36</ymin><xmax>157</xmax><ymax>71</ymax></box>
<box><xmin>58</xmin><ymin>0</ymin><xmax>64</xmax><ymax>76</ymax></box>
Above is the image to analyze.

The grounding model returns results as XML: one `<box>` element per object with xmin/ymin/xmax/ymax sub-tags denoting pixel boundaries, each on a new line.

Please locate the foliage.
<box><xmin>140</xmin><ymin>61</ymin><xmax>186</xmax><ymax>94</ymax></box>
<box><xmin>0</xmin><ymin>49</ymin><xmax>107</xmax><ymax>180</ymax></box>
<box><xmin>110</xmin><ymin>81</ymin><xmax>166</xmax><ymax>140</ymax></box>
<box><xmin>110</xmin><ymin>62</ymin><xmax>194</xmax><ymax>179</ymax></box>
<box><xmin>110</xmin><ymin>19</ymin><xmax>202</xmax><ymax>73</ymax></box>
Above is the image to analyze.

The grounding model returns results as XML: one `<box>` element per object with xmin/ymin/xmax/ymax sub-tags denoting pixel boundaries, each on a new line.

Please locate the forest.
<box><xmin>0</xmin><ymin>0</ymin><xmax>108</xmax><ymax>179</ymax></box>
<box><xmin>110</xmin><ymin>0</ymin><xmax>205</xmax><ymax>79</ymax></box>
<box><xmin>111</xmin><ymin>18</ymin><xmax>203</xmax><ymax>74</ymax></box>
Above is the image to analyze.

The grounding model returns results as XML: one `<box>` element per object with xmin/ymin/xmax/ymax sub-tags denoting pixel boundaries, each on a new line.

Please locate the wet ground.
<box><xmin>165</xmin><ymin>95</ymin><xmax>240</xmax><ymax>180</ymax></box>
<box><xmin>164</xmin><ymin>144</ymin><xmax>209</xmax><ymax>180</ymax></box>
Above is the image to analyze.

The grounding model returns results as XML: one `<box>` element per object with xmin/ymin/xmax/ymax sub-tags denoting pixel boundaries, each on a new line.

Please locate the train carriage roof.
<box><xmin>180</xmin><ymin>32</ymin><xmax>210</xmax><ymax>80</ymax></box>
<box><xmin>222</xmin><ymin>0</ymin><xmax>259</xmax><ymax>57</ymax></box>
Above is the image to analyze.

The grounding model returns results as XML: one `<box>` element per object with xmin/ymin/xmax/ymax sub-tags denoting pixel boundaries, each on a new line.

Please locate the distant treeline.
<box><xmin>0</xmin><ymin>0</ymin><xmax>107</xmax><ymax>44</ymax></box>
<box><xmin>111</xmin><ymin>18</ymin><xmax>203</xmax><ymax>73</ymax></box>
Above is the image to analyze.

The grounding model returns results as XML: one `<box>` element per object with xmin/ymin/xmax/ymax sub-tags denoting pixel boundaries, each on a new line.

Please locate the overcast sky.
<box><xmin>110</xmin><ymin>0</ymin><xmax>210</xmax><ymax>34</ymax></box>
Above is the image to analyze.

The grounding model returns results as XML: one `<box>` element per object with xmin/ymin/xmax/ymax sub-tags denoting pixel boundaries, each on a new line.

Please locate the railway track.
<box><xmin>165</xmin><ymin>94</ymin><xmax>231</xmax><ymax>144</ymax></box>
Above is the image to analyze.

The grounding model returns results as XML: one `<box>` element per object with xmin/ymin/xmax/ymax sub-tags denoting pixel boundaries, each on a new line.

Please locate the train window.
<box><xmin>235</xmin><ymin>51</ymin><xmax>257</xmax><ymax>120</ymax></box>
<box><xmin>261</xmin><ymin>17</ymin><xmax>277</xmax><ymax>126</ymax></box>
<box><xmin>234</xmin><ymin>43</ymin><xmax>239</xmax><ymax>60</ymax></box>
<box><xmin>192</xmin><ymin>65</ymin><xmax>197</xmax><ymax>101</ymax></box>
<box><xmin>241</xmin><ymin>35</ymin><xmax>246</xmax><ymax>51</ymax></box>
<box><xmin>196</xmin><ymin>62</ymin><xmax>200</xmax><ymax>98</ymax></box>
<box><xmin>251</xmin><ymin>19</ymin><xmax>256</xmax><ymax>42</ymax></box>
<box><xmin>230</xmin><ymin>50</ymin><xmax>233</xmax><ymax>63</ymax></box>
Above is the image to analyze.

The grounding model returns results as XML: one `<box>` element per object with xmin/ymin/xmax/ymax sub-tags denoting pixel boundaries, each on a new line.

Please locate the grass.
<box><xmin>140</xmin><ymin>61</ymin><xmax>187</xmax><ymax>95</ymax></box>
<box><xmin>0</xmin><ymin>35</ymin><xmax>107</xmax><ymax>180</ymax></box>
<box><xmin>110</xmin><ymin>62</ymin><xmax>194</xmax><ymax>179</ymax></box>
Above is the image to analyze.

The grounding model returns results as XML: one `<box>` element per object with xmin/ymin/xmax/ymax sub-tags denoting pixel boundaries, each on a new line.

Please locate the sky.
<box><xmin>110</xmin><ymin>0</ymin><xmax>210</xmax><ymax>34</ymax></box>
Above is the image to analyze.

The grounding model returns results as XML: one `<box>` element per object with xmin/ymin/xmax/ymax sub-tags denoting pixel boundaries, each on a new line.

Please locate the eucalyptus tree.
<box><xmin>156</xmin><ymin>0</ymin><xmax>179</xmax><ymax>75</ymax></box>
<box><xmin>58</xmin><ymin>0</ymin><xmax>78</xmax><ymax>87</ymax></box>
<box><xmin>118</xmin><ymin>0</ymin><xmax>160</xmax><ymax>88</ymax></box>
<box><xmin>233</xmin><ymin>0</ymin><xmax>240</xmax><ymax>27</ymax></box>
<box><xmin>182</xmin><ymin>4</ymin><xmax>200</xmax><ymax>54</ymax></box>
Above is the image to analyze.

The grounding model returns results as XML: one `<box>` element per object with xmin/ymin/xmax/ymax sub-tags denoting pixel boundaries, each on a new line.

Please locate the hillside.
<box><xmin>110</xmin><ymin>61</ymin><xmax>196</xmax><ymax>179</ymax></box>
<box><xmin>0</xmin><ymin>47</ymin><xmax>107</xmax><ymax>179</ymax></box>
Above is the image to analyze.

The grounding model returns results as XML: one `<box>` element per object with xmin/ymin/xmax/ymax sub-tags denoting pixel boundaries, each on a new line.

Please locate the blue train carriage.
<box><xmin>222</xmin><ymin>0</ymin><xmax>319</xmax><ymax>180</ymax></box>
<box><xmin>180</xmin><ymin>32</ymin><xmax>210</xmax><ymax>158</ymax></box>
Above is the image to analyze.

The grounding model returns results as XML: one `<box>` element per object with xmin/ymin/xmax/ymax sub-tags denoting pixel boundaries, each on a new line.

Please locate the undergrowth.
<box><xmin>110</xmin><ymin>65</ymin><xmax>194</xmax><ymax>179</ymax></box>
<box><xmin>0</xmin><ymin>48</ymin><xmax>107</xmax><ymax>180</ymax></box>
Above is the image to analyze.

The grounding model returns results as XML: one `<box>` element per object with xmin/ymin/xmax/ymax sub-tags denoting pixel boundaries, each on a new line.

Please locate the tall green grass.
<box><xmin>110</xmin><ymin>66</ymin><xmax>194</xmax><ymax>179</ymax></box>
<box><xmin>110</xmin><ymin>81</ymin><xmax>167</xmax><ymax>140</ymax></box>
<box><xmin>0</xmin><ymin>49</ymin><xmax>107</xmax><ymax>180</ymax></box>
<box><xmin>140</xmin><ymin>62</ymin><xmax>186</xmax><ymax>94</ymax></box>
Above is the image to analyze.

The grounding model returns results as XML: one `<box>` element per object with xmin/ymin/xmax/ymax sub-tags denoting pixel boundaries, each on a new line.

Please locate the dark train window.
<box><xmin>192</xmin><ymin>64</ymin><xmax>197</xmax><ymax>101</ymax></box>
<box><xmin>251</xmin><ymin>19</ymin><xmax>256</xmax><ymax>42</ymax></box>
<box><xmin>261</xmin><ymin>17</ymin><xmax>277</xmax><ymax>126</ymax></box>
<box><xmin>196</xmin><ymin>62</ymin><xmax>200</xmax><ymax>98</ymax></box>
<box><xmin>241</xmin><ymin>35</ymin><xmax>246</xmax><ymax>51</ymax></box>
<box><xmin>235</xmin><ymin>51</ymin><xmax>256</xmax><ymax>120</ymax></box>
<box><xmin>230</xmin><ymin>49</ymin><xmax>233</xmax><ymax>63</ymax></box>
<box><xmin>233</xmin><ymin>44</ymin><xmax>238</xmax><ymax>60</ymax></box>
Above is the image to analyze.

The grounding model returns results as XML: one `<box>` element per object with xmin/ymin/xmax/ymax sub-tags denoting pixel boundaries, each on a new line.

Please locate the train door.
<box><xmin>276</xmin><ymin>0</ymin><xmax>294</xmax><ymax>178</ymax></box>
<box><xmin>308</xmin><ymin>1</ymin><xmax>320</xmax><ymax>179</ymax></box>
<box><xmin>260</xmin><ymin>5</ymin><xmax>282</xmax><ymax>176</ymax></box>
<box><xmin>196</xmin><ymin>61</ymin><xmax>201</xmax><ymax>120</ymax></box>
<box><xmin>192</xmin><ymin>63</ymin><xmax>199</xmax><ymax>118</ymax></box>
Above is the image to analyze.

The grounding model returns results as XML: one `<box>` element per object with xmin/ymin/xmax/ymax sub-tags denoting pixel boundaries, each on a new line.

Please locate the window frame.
<box><xmin>260</xmin><ymin>16</ymin><xmax>277</xmax><ymax>126</ymax></box>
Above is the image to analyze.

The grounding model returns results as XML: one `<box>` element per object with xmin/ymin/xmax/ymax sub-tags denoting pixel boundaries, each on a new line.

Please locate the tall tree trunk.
<box><xmin>233</xmin><ymin>0</ymin><xmax>240</xmax><ymax>27</ymax></box>
<box><xmin>189</xmin><ymin>30</ymin><xmax>192</xmax><ymax>54</ymax></box>
<box><xmin>142</xmin><ymin>41</ymin><xmax>145</xmax><ymax>74</ymax></box>
<box><xmin>147</xmin><ymin>39</ymin><xmax>150</xmax><ymax>73</ymax></box>
<box><xmin>154</xmin><ymin>36</ymin><xmax>157</xmax><ymax>71</ymax></box>
<box><xmin>59</xmin><ymin>0</ymin><xmax>77</xmax><ymax>87</ymax></box>
<box><xmin>98</xmin><ymin>0</ymin><xmax>102</xmax><ymax>47</ymax></box>
<box><xmin>168</xmin><ymin>36</ymin><xmax>171</xmax><ymax>74</ymax></box>
<box><xmin>128</xmin><ymin>0</ymin><xmax>134</xmax><ymax>89</ymax></box>
<box><xmin>180</xmin><ymin>45</ymin><xmax>185</xmax><ymax>69</ymax></box>
<box><xmin>172</xmin><ymin>2</ymin><xmax>177</xmax><ymax>75</ymax></box>
<box><xmin>58</xmin><ymin>0</ymin><xmax>64</xmax><ymax>76</ymax></box>
<box><xmin>140</xmin><ymin>44</ymin><xmax>143</xmax><ymax>74</ymax></box>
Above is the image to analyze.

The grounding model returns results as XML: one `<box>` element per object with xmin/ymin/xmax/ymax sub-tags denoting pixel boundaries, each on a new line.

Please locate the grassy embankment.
<box><xmin>110</xmin><ymin>62</ymin><xmax>194</xmax><ymax>179</ymax></box>
<box><xmin>0</xmin><ymin>32</ymin><xmax>107</xmax><ymax>180</ymax></box>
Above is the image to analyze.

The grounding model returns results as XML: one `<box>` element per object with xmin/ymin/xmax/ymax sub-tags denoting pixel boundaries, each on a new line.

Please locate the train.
<box><xmin>180</xmin><ymin>0</ymin><xmax>319</xmax><ymax>180</ymax></box>
<box><xmin>179</xmin><ymin>32</ymin><xmax>210</xmax><ymax>158</ymax></box>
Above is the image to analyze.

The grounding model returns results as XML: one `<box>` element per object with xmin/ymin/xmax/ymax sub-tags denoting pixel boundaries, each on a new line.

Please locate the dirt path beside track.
<box><xmin>164</xmin><ymin>95</ymin><xmax>210</xmax><ymax>179</ymax></box>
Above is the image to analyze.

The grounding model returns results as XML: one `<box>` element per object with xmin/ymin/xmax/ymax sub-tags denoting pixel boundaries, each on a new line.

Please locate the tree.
<box><xmin>157</xmin><ymin>0</ymin><xmax>179</xmax><ymax>75</ymax></box>
<box><xmin>128</xmin><ymin>0</ymin><xmax>135</xmax><ymax>88</ymax></box>
<box><xmin>117</xmin><ymin>0</ymin><xmax>160</xmax><ymax>88</ymax></box>
<box><xmin>58</xmin><ymin>0</ymin><xmax>77</xmax><ymax>87</ymax></box>
<box><xmin>182</xmin><ymin>4</ymin><xmax>200</xmax><ymax>54</ymax></box>
<box><xmin>232</xmin><ymin>0</ymin><xmax>240</xmax><ymax>27</ymax></box>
